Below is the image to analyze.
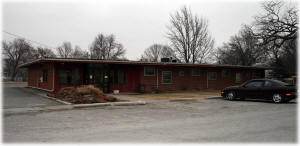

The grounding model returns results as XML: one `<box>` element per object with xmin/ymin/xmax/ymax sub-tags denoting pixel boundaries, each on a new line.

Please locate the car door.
<box><xmin>261</xmin><ymin>80</ymin><xmax>280</xmax><ymax>100</ymax></box>
<box><xmin>240</xmin><ymin>80</ymin><xmax>264</xmax><ymax>99</ymax></box>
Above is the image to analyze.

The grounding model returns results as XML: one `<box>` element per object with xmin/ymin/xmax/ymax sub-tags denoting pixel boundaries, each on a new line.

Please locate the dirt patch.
<box><xmin>51</xmin><ymin>85</ymin><xmax>121</xmax><ymax>104</ymax></box>
<box><xmin>119</xmin><ymin>90</ymin><xmax>220</xmax><ymax>100</ymax></box>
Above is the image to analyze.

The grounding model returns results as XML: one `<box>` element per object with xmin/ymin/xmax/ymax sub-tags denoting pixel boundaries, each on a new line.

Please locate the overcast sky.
<box><xmin>3</xmin><ymin>0</ymin><xmax>268</xmax><ymax>60</ymax></box>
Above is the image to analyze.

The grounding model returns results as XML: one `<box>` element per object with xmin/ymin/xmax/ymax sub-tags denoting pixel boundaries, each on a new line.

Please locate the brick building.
<box><xmin>19</xmin><ymin>58</ymin><xmax>269</xmax><ymax>93</ymax></box>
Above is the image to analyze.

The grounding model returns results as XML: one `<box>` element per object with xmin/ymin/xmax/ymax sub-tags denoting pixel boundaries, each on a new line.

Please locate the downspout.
<box><xmin>52</xmin><ymin>63</ymin><xmax>55</xmax><ymax>92</ymax></box>
<box><xmin>206</xmin><ymin>70</ymin><xmax>208</xmax><ymax>89</ymax></box>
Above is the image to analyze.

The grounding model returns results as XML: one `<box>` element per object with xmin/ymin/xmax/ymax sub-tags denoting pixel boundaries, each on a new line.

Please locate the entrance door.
<box><xmin>85</xmin><ymin>64</ymin><xmax>110</xmax><ymax>93</ymax></box>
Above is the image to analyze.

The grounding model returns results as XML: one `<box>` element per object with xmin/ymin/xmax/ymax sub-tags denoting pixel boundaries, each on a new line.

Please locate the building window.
<box><xmin>235</xmin><ymin>72</ymin><xmax>242</xmax><ymax>83</ymax></box>
<box><xmin>144</xmin><ymin>66</ymin><xmax>155</xmax><ymax>76</ymax></box>
<box><xmin>162</xmin><ymin>71</ymin><xmax>172</xmax><ymax>84</ymax></box>
<box><xmin>59</xmin><ymin>69</ymin><xmax>80</xmax><ymax>84</ymax></box>
<box><xmin>252</xmin><ymin>71</ymin><xmax>261</xmax><ymax>79</ymax></box>
<box><xmin>42</xmin><ymin>70</ymin><xmax>48</xmax><ymax>82</ymax></box>
<box><xmin>222</xmin><ymin>69</ymin><xmax>230</xmax><ymax>78</ymax></box>
<box><xmin>179</xmin><ymin>71</ymin><xmax>184</xmax><ymax>76</ymax></box>
<box><xmin>246</xmin><ymin>72</ymin><xmax>251</xmax><ymax>78</ymax></box>
<box><xmin>208</xmin><ymin>72</ymin><xmax>217</xmax><ymax>80</ymax></box>
<box><xmin>192</xmin><ymin>68</ymin><xmax>201</xmax><ymax>76</ymax></box>
<box><xmin>111</xmin><ymin>70</ymin><xmax>126</xmax><ymax>84</ymax></box>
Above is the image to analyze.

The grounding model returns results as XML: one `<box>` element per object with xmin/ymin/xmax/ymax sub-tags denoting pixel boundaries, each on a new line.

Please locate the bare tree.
<box><xmin>2</xmin><ymin>38</ymin><xmax>33</xmax><ymax>81</ymax></box>
<box><xmin>56</xmin><ymin>42</ymin><xmax>73</xmax><ymax>58</ymax></box>
<box><xmin>253</xmin><ymin>0</ymin><xmax>298</xmax><ymax>61</ymax></box>
<box><xmin>36</xmin><ymin>47</ymin><xmax>56</xmax><ymax>58</ymax></box>
<box><xmin>216</xmin><ymin>25</ymin><xmax>265</xmax><ymax>66</ymax></box>
<box><xmin>141</xmin><ymin>44</ymin><xmax>175</xmax><ymax>62</ymax></box>
<box><xmin>71</xmin><ymin>46</ymin><xmax>89</xmax><ymax>58</ymax></box>
<box><xmin>167</xmin><ymin>6</ymin><xmax>215</xmax><ymax>64</ymax></box>
<box><xmin>89</xmin><ymin>33</ymin><xmax>126</xmax><ymax>60</ymax></box>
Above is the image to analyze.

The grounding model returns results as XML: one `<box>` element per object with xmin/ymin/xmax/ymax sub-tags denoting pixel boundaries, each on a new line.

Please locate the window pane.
<box><xmin>245</xmin><ymin>81</ymin><xmax>263</xmax><ymax>87</ymax></box>
<box><xmin>71</xmin><ymin>69</ymin><xmax>80</xmax><ymax>84</ymax></box>
<box><xmin>59</xmin><ymin>70</ymin><xmax>68</xmax><ymax>84</ymax></box>
<box><xmin>118</xmin><ymin>70</ymin><xmax>125</xmax><ymax>84</ymax></box>
<box><xmin>162</xmin><ymin>71</ymin><xmax>172</xmax><ymax>83</ymax></box>
<box><xmin>59</xmin><ymin>69</ymin><xmax>80</xmax><ymax>84</ymax></box>
<box><xmin>236</xmin><ymin>72</ymin><xmax>242</xmax><ymax>83</ymax></box>
<box><xmin>252</xmin><ymin>71</ymin><xmax>261</xmax><ymax>78</ymax></box>
<box><xmin>179</xmin><ymin>71</ymin><xmax>184</xmax><ymax>76</ymax></box>
<box><xmin>208</xmin><ymin>72</ymin><xmax>217</xmax><ymax>80</ymax></box>
<box><xmin>264</xmin><ymin>81</ymin><xmax>273</xmax><ymax>87</ymax></box>
<box><xmin>222</xmin><ymin>69</ymin><xmax>230</xmax><ymax>77</ymax></box>
<box><xmin>43</xmin><ymin>70</ymin><xmax>48</xmax><ymax>82</ymax></box>
<box><xmin>144</xmin><ymin>67</ymin><xmax>155</xmax><ymax>76</ymax></box>
<box><xmin>192</xmin><ymin>68</ymin><xmax>200</xmax><ymax>76</ymax></box>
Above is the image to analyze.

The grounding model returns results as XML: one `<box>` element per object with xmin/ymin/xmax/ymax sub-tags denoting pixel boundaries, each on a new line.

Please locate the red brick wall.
<box><xmin>140</xmin><ymin>66</ymin><xmax>265</xmax><ymax>92</ymax></box>
<box><xmin>28</xmin><ymin>63</ymin><xmax>55</xmax><ymax>91</ymax></box>
<box><xmin>110</xmin><ymin>65</ymin><xmax>140</xmax><ymax>92</ymax></box>
<box><xmin>27</xmin><ymin>62</ymin><xmax>265</xmax><ymax>93</ymax></box>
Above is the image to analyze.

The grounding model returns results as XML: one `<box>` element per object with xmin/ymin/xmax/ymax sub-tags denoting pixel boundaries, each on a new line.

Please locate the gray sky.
<box><xmin>3</xmin><ymin>0</ymin><xmax>266</xmax><ymax>60</ymax></box>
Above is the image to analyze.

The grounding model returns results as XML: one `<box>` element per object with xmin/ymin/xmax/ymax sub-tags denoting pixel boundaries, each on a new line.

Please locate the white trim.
<box><xmin>27</xmin><ymin>85</ymin><xmax>54</xmax><ymax>92</ymax></box>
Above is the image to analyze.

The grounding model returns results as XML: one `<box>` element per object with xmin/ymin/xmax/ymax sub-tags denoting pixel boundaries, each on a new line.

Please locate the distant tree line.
<box><xmin>2</xmin><ymin>33</ymin><xmax>126</xmax><ymax>81</ymax></box>
<box><xmin>141</xmin><ymin>0</ymin><xmax>297</xmax><ymax>79</ymax></box>
<box><xmin>215</xmin><ymin>0</ymin><xmax>297</xmax><ymax>78</ymax></box>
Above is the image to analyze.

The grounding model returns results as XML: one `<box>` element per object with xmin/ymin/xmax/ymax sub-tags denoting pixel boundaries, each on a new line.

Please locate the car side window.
<box><xmin>244</xmin><ymin>81</ymin><xmax>263</xmax><ymax>88</ymax></box>
<box><xmin>264</xmin><ymin>81</ymin><xmax>273</xmax><ymax>87</ymax></box>
<box><xmin>264</xmin><ymin>80</ymin><xmax>280</xmax><ymax>87</ymax></box>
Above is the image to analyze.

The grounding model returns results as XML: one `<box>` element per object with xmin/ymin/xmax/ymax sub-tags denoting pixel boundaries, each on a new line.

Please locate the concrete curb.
<box><xmin>169</xmin><ymin>98</ymin><xmax>198</xmax><ymax>102</ymax></box>
<box><xmin>169</xmin><ymin>96</ymin><xmax>222</xmax><ymax>102</ymax></box>
<box><xmin>204</xmin><ymin>96</ymin><xmax>222</xmax><ymax>99</ymax></box>
<box><xmin>4</xmin><ymin>101</ymin><xmax>147</xmax><ymax>116</ymax></box>
<box><xmin>38</xmin><ymin>94</ymin><xmax>72</xmax><ymax>105</ymax></box>
<box><xmin>73</xmin><ymin>101</ymin><xmax>146</xmax><ymax>108</ymax></box>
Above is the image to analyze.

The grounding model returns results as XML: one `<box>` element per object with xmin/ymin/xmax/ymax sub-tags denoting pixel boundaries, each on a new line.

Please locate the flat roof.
<box><xmin>19</xmin><ymin>58</ymin><xmax>271</xmax><ymax>70</ymax></box>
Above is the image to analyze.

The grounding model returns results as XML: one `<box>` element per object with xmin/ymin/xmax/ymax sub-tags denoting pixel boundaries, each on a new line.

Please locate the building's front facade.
<box><xmin>20</xmin><ymin>58</ymin><xmax>268</xmax><ymax>93</ymax></box>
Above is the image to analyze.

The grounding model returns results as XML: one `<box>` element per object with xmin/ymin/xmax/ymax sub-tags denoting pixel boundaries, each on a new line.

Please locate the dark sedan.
<box><xmin>221</xmin><ymin>79</ymin><xmax>297</xmax><ymax>103</ymax></box>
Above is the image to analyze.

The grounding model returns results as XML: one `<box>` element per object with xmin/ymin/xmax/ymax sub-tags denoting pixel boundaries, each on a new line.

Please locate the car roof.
<box><xmin>249</xmin><ymin>79</ymin><xmax>289</xmax><ymax>85</ymax></box>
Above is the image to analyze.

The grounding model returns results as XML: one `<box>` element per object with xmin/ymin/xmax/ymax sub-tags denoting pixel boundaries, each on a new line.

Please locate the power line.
<box><xmin>3</xmin><ymin>30</ymin><xmax>55</xmax><ymax>49</ymax></box>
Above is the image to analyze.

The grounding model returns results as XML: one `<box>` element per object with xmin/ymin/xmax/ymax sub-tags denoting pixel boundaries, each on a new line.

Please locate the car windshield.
<box><xmin>271</xmin><ymin>79</ymin><xmax>290</xmax><ymax>86</ymax></box>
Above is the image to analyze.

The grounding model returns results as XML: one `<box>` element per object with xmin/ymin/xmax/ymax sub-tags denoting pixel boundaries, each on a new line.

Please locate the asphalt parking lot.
<box><xmin>3</xmin><ymin>87</ymin><xmax>297</xmax><ymax>143</ymax></box>
<box><xmin>3</xmin><ymin>84</ymin><xmax>61</xmax><ymax>109</ymax></box>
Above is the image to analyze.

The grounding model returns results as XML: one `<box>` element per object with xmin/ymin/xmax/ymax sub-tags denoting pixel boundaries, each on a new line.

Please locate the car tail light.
<box><xmin>286</xmin><ymin>93</ymin><xmax>292</xmax><ymax>96</ymax></box>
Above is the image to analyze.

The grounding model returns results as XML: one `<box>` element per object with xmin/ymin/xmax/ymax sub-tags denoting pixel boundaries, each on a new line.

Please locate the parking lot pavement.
<box><xmin>3</xmin><ymin>84</ymin><xmax>61</xmax><ymax>109</ymax></box>
<box><xmin>3</xmin><ymin>97</ymin><xmax>297</xmax><ymax>143</ymax></box>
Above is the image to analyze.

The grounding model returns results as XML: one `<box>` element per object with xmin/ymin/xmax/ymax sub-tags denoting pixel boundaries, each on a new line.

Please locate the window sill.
<box><xmin>161</xmin><ymin>83</ymin><xmax>172</xmax><ymax>84</ymax></box>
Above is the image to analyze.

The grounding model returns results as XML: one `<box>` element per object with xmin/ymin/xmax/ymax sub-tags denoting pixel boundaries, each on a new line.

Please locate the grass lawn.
<box><xmin>119</xmin><ymin>90</ymin><xmax>221</xmax><ymax>100</ymax></box>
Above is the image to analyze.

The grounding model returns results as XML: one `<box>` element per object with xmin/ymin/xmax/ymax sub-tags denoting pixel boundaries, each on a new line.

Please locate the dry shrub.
<box><xmin>55</xmin><ymin>86</ymin><xmax>118</xmax><ymax>104</ymax></box>
<box><xmin>77</xmin><ymin>87</ymin><xmax>91</xmax><ymax>95</ymax></box>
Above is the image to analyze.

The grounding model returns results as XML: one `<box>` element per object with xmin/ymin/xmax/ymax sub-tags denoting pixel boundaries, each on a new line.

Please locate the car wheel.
<box><xmin>272</xmin><ymin>93</ymin><xmax>283</xmax><ymax>103</ymax></box>
<box><xmin>226</xmin><ymin>91</ymin><xmax>236</xmax><ymax>101</ymax></box>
